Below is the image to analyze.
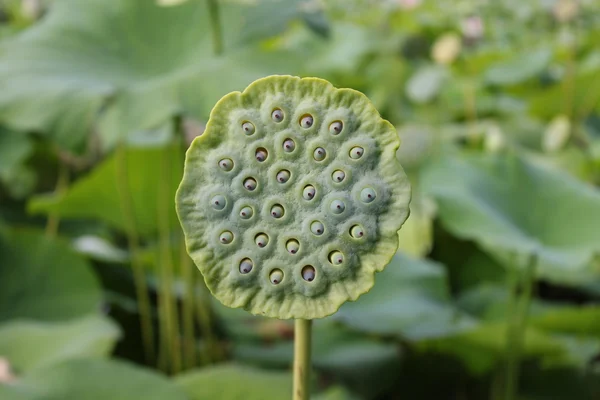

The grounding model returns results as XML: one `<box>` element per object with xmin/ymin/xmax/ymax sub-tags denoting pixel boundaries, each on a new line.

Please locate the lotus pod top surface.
<box><xmin>176</xmin><ymin>75</ymin><xmax>411</xmax><ymax>319</ymax></box>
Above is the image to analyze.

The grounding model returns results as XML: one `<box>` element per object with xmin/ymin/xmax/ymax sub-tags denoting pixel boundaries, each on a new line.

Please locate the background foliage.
<box><xmin>1</xmin><ymin>0</ymin><xmax>600</xmax><ymax>399</ymax></box>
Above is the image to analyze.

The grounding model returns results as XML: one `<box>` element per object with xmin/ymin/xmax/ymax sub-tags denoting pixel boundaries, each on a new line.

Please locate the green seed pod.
<box><xmin>176</xmin><ymin>76</ymin><xmax>411</xmax><ymax>319</ymax></box>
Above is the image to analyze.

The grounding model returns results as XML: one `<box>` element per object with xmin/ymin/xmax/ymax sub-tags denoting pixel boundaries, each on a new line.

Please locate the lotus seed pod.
<box><xmin>176</xmin><ymin>75</ymin><xmax>411</xmax><ymax>319</ymax></box>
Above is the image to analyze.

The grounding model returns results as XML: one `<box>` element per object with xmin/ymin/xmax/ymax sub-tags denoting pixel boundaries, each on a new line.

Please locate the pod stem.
<box><xmin>293</xmin><ymin>319</ymin><xmax>312</xmax><ymax>400</ymax></box>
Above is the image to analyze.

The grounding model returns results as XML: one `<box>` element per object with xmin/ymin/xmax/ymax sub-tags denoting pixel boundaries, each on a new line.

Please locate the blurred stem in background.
<box><xmin>115</xmin><ymin>144</ymin><xmax>155</xmax><ymax>365</ymax></box>
<box><xmin>179</xmin><ymin>241</ymin><xmax>198</xmax><ymax>368</ymax></box>
<box><xmin>157</xmin><ymin>142</ymin><xmax>182</xmax><ymax>374</ymax></box>
<box><xmin>45</xmin><ymin>160</ymin><xmax>68</xmax><ymax>237</ymax></box>
<box><xmin>207</xmin><ymin>0</ymin><xmax>223</xmax><ymax>56</ymax></box>
<box><xmin>504</xmin><ymin>254</ymin><xmax>537</xmax><ymax>400</ymax></box>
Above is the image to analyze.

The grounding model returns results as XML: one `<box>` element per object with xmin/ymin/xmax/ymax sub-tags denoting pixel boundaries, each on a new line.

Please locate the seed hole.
<box><xmin>299</xmin><ymin>114</ymin><xmax>314</xmax><ymax>129</ymax></box>
<box><xmin>276</xmin><ymin>169</ymin><xmax>291</xmax><ymax>184</ymax></box>
<box><xmin>328</xmin><ymin>251</ymin><xmax>344</xmax><ymax>265</ymax></box>
<box><xmin>310</xmin><ymin>221</ymin><xmax>325</xmax><ymax>236</ymax></box>
<box><xmin>360</xmin><ymin>188</ymin><xmax>377</xmax><ymax>203</ymax></box>
<box><xmin>219</xmin><ymin>231</ymin><xmax>233</xmax><ymax>244</ymax></box>
<box><xmin>243</xmin><ymin>177</ymin><xmax>257</xmax><ymax>191</ymax></box>
<box><xmin>239</xmin><ymin>206</ymin><xmax>253</xmax><ymax>219</ymax></box>
<box><xmin>332</xmin><ymin>170</ymin><xmax>346</xmax><ymax>183</ymax></box>
<box><xmin>211</xmin><ymin>195</ymin><xmax>226</xmax><ymax>210</ymax></box>
<box><xmin>269</xmin><ymin>269</ymin><xmax>284</xmax><ymax>285</ymax></box>
<box><xmin>219</xmin><ymin>158</ymin><xmax>234</xmax><ymax>171</ymax></box>
<box><xmin>255</xmin><ymin>233</ymin><xmax>269</xmax><ymax>248</ymax></box>
<box><xmin>313</xmin><ymin>147</ymin><xmax>326</xmax><ymax>161</ymax></box>
<box><xmin>271</xmin><ymin>204</ymin><xmax>284</xmax><ymax>219</ymax></box>
<box><xmin>330</xmin><ymin>199</ymin><xmax>346</xmax><ymax>214</ymax></box>
<box><xmin>286</xmin><ymin>239</ymin><xmax>300</xmax><ymax>254</ymax></box>
<box><xmin>329</xmin><ymin>121</ymin><xmax>343</xmax><ymax>135</ymax></box>
<box><xmin>302</xmin><ymin>265</ymin><xmax>316</xmax><ymax>282</ymax></box>
<box><xmin>302</xmin><ymin>185</ymin><xmax>316</xmax><ymax>200</ymax></box>
<box><xmin>350</xmin><ymin>146</ymin><xmax>364</xmax><ymax>159</ymax></box>
<box><xmin>239</xmin><ymin>258</ymin><xmax>253</xmax><ymax>274</ymax></box>
<box><xmin>255</xmin><ymin>147</ymin><xmax>268</xmax><ymax>162</ymax></box>
<box><xmin>242</xmin><ymin>121</ymin><xmax>255</xmax><ymax>135</ymax></box>
<box><xmin>283</xmin><ymin>138</ymin><xmax>296</xmax><ymax>152</ymax></box>
<box><xmin>350</xmin><ymin>224</ymin><xmax>365</xmax><ymax>239</ymax></box>
<box><xmin>272</xmin><ymin>108</ymin><xmax>284</xmax><ymax>123</ymax></box>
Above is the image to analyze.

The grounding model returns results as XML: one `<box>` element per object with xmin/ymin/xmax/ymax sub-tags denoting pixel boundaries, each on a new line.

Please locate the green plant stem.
<box><xmin>45</xmin><ymin>161</ymin><xmax>69</xmax><ymax>237</ymax></box>
<box><xmin>157</xmin><ymin>144</ymin><xmax>182</xmax><ymax>374</ymax></box>
<box><xmin>115</xmin><ymin>145</ymin><xmax>155</xmax><ymax>365</ymax></box>
<box><xmin>194</xmin><ymin>282</ymin><xmax>220</xmax><ymax>364</ymax></box>
<box><xmin>293</xmin><ymin>319</ymin><xmax>312</xmax><ymax>400</ymax></box>
<box><xmin>179</xmin><ymin>241</ymin><xmax>197</xmax><ymax>369</ymax></box>
<box><xmin>207</xmin><ymin>0</ymin><xmax>223</xmax><ymax>56</ymax></box>
<box><xmin>504</xmin><ymin>254</ymin><xmax>537</xmax><ymax>400</ymax></box>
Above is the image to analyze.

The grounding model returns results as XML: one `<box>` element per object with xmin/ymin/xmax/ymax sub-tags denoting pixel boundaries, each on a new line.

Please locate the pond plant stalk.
<box><xmin>157</xmin><ymin>143</ymin><xmax>182</xmax><ymax>374</ymax></box>
<box><xmin>45</xmin><ymin>161</ymin><xmax>68</xmax><ymax>237</ymax></box>
<box><xmin>504</xmin><ymin>253</ymin><xmax>537</xmax><ymax>400</ymax></box>
<box><xmin>115</xmin><ymin>144</ymin><xmax>155</xmax><ymax>365</ymax></box>
<box><xmin>294</xmin><ymin>319</ymin><xmax>312</xmax><ymax>400</ymax></box>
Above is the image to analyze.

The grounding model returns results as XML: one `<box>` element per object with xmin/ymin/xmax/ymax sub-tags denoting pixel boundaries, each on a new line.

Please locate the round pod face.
<box><xmin>176</xmin><ymin>76</ymin><xmax>411</xmax><ymax>320</ymax></box>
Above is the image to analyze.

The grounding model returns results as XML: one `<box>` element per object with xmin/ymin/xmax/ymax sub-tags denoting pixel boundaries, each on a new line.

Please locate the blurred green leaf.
<box><xmin>0</xmin><ymin>0</ymin><xmax>301</xmax><ymax>152</ymax></box>
<box><xmin>421</xmin><ymin>152</ymin><xmax>600</xmax><ymax>286</ymax></box>
<box><xmin>396</xmin><ymin>189</ymin><xmax>436</xmax><ymax>257</ymax></box>
<box><xmin>0</xmin><ymin>130</ymin><xmax>36</xmax><ymax>199</ymax></box>
<box><xmin>405</xmin><ymin>65</ymin><xmax>448</xmax><ymax>104</ymax></box>
<box><xmin>0</xmin><ymin>229</ymin><xmax>102</xmax><ymax>322</ymax></box>
<box><xmin>0</xmin><ymin>359</ymin><xmax>188</xmax><ymax>400</ymax></box>
<box><xmin>239</xmin><ymin>0</ymin><xmax>329</xmax><ymax>42</ymax></box>
<box><xmin>28</xmin><ymin>145</ymin><xmax>182</xmax><ymax>238</ymax></box>
<box><xmin>529</xmin><ymin>70</ymin><xmax>600</xmax><ymax>119</ymax></box>
<box><xmin>72</xmin><ymin>235</ymin><xmax>129</xmax><ymax>264</ymax></box>
<box><xmin>0</xmin><ymin>130</ymin><xmax>32</xmax><ymax>176</ymax></box>
<box><xmin>175</xmin><ymin>363</ymin><xmax>292</xmax><ymax>400</ymax></box>
<box><xmin>484</xmin><ymin>48</ymin><xmax>552</xmax><ymax>86</ymax></box>
<box><xmin>417</xmin><ymin>322</ymin><xmax>569</xmax><ymax>375</ymax></box>
<box><xmin>0</xmin><ymin>315</ymin><xmax>120</xmax><ymax>374</ymax></box>
<box><xmin>335</xmin><ymin>253</ymin><xmax>476</xmax><ymax>340</ymax></box>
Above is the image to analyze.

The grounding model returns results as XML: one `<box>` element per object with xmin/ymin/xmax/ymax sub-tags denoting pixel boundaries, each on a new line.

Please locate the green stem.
<box><xmin>504</xmin><ymin>254</ymin><xmax>537</xmax><ymax>400</ymax></box>
<box><xmin>194</xmin><ymin>282</ymin><xmax>220</xmax><ymax>364</ymax></box>
<box><xmin>180</xmin><ymin>241</ymin><xmax>197</xmax><ymax>369</ymax></box>
<box><xmin>115</xmin><ymin>145</ymin><xmax>155</xmax><ymax>365</ymax></box>
<box><xmin>207</xmin><ymin>0</ymin><xmax>223</xmax><ymax>56</ymax></box>
<box><xmin>293</xmin><ymin>319</ymin><xmax>312</xmax><ymax>400</ymax></box>
<box><xmin>45</xmin><ymin>161</ymin><xmax>69</xmax><ymax>237</ymax></box>
<box><xmin>157</xmin><ymin>144</ymin><xmax>182</xmax><ymax>374</ymax></box>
